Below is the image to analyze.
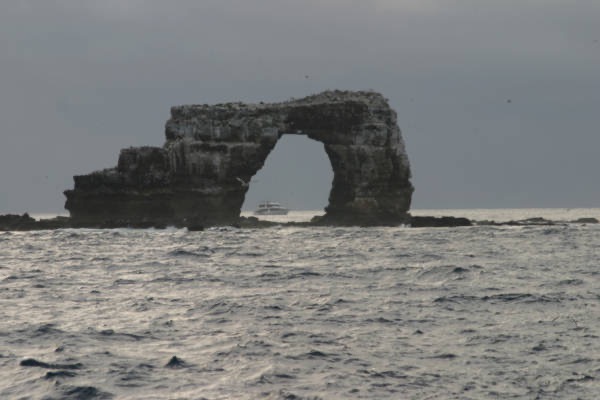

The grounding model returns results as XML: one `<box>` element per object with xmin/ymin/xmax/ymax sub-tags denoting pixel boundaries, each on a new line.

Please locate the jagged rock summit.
<box><xmin>64</xmin><ymin>90</ymin><xmax>414</xmax><ymax>227</ymax></box>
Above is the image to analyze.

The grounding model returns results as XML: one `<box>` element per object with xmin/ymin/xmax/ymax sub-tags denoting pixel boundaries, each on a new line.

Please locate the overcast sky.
<box><xmin>1</xmin><ymin>0</ymin><xmax>599</xmax><ymax>213</ymax></box>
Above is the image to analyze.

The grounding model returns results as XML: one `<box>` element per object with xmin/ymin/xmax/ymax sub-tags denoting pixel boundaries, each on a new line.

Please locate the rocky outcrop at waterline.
<box><xmin>63</xmin><ymin>90</ymin><xmax>414</xmax><ymax>227</ymax></box>
<box><xmin>0</xmin><ymin>213</ymin><xmax>469</xmax><ymax>230</ymax></box>
<box><xmin>0</xmin><ymin>213</ymin><xmax>179</xmax><ymax>231</ymax></box>
<box><xmin>410</xmin><ymin>216</ymin><xmax>472</xmax><ymax>228</ymax></box>
<box><xmin>0</xmin><ymin>214</ymin><xmax>70</xmax><ymax>231</ymax></box>
<box><xmin>3</xmin><ymin>213</ymin><xmax>599</xmax><ymax>231</ymax></box>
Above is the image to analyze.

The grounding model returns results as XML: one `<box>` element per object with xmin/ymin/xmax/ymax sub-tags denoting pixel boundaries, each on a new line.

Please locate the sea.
<box><xmin>1</xmin><ymin>209</ymin><xmax>599</xmax><ymax>399</ymax></box>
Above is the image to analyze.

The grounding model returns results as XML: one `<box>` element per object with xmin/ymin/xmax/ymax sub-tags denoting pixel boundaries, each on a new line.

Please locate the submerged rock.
<box><xmin>571</xmin><ymin>217</ymin><xmax>599</xmax><ymax>224</ymax></box>
<box><xmin>58</xmin><ymin>385</ymin><xmax>113</xmax><ymax>400</ymax></box>
<box><xmin>505</xmin><ymin>217</ymin><xmax>556</xmax><ymax>226</ymax></box>
<box><xmin>20</xmin><ymin>358</ymin><xmax>82</xmax><ymax>370</ymax></box>
<box><xmin>64</xmin><ymin>90</ymin><xmax>413</xmax><ymax>227</ymax></box>
<box><xmin>410</xmin><ymin>216</ymin><xmax>472</xmax><ymax>228</ymax></box>
<box><xmin>165</xmin><ymin>355</ymin><xmax>186</xmax><ymax>368</ymax></box>
<box><xmin>44</xmin><ymin>370</ymin><xmax>78</xmax><ymax>379</ymax></box>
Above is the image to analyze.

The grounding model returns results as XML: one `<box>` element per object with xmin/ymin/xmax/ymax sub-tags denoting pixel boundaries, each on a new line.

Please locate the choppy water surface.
<box><xmin>1</xmin><ymin>210</ymin><xmax>599</xmax><ymax>399</ymax></box>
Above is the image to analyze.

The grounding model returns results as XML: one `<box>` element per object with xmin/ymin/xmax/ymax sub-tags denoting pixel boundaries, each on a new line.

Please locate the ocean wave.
<box><xmin>1</xmin><ymin>223</ymin><xmax>599</xmax><ymax>398</ymax></box>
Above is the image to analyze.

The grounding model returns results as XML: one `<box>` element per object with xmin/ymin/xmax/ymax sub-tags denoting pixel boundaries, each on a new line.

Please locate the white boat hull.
<box><xmin>254</xmin><ymin>201</ymin><xmax>289</xmax><ymax>215</ymax></box>
<box><xmin>254</xmin><ymin>209</ymin><xmax>288</xmax><ymax>215</ymax></box>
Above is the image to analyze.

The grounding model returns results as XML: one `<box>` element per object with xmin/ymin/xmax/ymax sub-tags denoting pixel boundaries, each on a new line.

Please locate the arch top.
<box><xmin>167</xmin><ymin>90</ymin><xmax>401</xmax><ymax>147</ymax></box>
<box><xmin>65</xmin><ymin>90</ymin><xmax>413</xmax><ymax>226</ymax></box>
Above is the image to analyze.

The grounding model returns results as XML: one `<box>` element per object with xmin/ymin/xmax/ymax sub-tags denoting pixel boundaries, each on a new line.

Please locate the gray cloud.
<box><xmin>1</xmin><ymin>1</ymin><xmax>599</xmax><ymax>213</ymax></box>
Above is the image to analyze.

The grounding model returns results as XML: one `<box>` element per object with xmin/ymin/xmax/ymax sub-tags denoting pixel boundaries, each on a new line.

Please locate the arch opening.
<box><xmin>241</xmin><ymin>134</ymin><xmax>333</xmax><ymax>215</ymax></box>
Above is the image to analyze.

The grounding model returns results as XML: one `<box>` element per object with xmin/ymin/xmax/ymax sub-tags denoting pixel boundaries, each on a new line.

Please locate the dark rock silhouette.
<box><xmin>19</xmin><ymin>358</ymin><xmax>82</xmax><ymax>369</ymax></box>
<box><xmin>44</xmin><ymin>370</ymin><xmax>78</xmax><ymax>379</ymax></box>
<box><xmin>0</xmin><ymin>213</ymin><xmax>35</xmax><ymax>230</ymax></box>
<box><xmin>410</xmin><ymin>216</ymin><xmax>472</xmax><ymax>228</ymax></box>
<box><xmin>165</xmin><ymin>356</ymin><xmax>186</xmax><ymax>368</ymax></box>
<box><xmin>58</xmin><ymin>385</ymin><xmax>113</xmax><ymax>400</ymax></box>
<box><xmin>571</xmin><ymin>217</ymin><xmax>599</xmax><ymax>224</ymax></box>
<box><xmin>64</xmin><ymin>90</ymin><xmax>413</xmax><ymax>227</ymax></box>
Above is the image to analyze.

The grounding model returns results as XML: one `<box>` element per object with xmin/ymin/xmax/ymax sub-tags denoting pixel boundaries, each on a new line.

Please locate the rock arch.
<box><xmin>64</xmin><ymin>90</ymin><xmax>413</xmax><ymax>226</ymax></box>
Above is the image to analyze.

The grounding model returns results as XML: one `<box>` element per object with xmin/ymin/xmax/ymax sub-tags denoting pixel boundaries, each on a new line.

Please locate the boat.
<box><xmin>254</xmin><ymin>201</ymin><xmax>289</xmax><ymax>215</ymax></box>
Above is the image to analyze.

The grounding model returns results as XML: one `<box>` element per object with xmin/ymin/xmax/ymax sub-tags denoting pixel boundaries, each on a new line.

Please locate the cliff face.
<box><xmin>64</xmin><ymin>90</ymin><xmax>413</xmax><ymax>226</ymax></box>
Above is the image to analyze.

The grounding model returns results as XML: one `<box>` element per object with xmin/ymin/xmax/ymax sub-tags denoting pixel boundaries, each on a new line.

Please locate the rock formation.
<box><xmin>64</xmin><ymin>90</ymin><xmax>414</xmax><ymax>226</ymax></box>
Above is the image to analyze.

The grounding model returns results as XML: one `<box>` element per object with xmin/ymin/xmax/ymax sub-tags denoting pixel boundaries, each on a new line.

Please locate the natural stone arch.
<box><xmin>64</xmin><ymin>90</ymin><xmax>413</xmax><ymax>226</ymax></box>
